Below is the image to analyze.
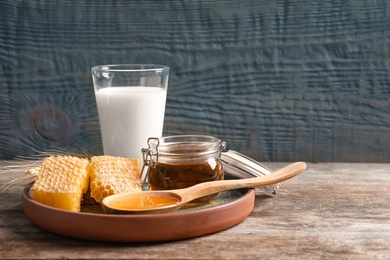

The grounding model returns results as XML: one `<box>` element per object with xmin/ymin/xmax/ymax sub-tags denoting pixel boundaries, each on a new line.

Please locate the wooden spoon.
<box><xmin>102</xmin><ymin>161</ymin><xmax>306</xmax><ymax>215</ymax></box>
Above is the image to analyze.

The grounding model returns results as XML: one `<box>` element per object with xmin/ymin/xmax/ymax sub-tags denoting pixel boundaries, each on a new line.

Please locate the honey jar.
<box><xmin>141</xmin><ymin>135</ymin><xmax>276</xmax><ymax>207</ymax></box>
<box><xmin>141</xmin><ymin>135</ymin><xmax>226</xmax><ymax>206</ymax></box>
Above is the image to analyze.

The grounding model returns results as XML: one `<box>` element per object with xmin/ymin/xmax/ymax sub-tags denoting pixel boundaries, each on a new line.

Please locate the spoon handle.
<box><xmin>177</xmin><ymin>162</ymin><xmax>307</xmax><ymax>204</ymax></box>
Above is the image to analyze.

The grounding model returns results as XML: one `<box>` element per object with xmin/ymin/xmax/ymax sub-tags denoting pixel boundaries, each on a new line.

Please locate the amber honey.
<box><xmin>109</xmin><ymin>195</ymin><xmax>180</xmax><ymax>211</ymax></box>
<box><xmin>149</xmin><ymin>160</ymin><xmax>224</xmax><ymax>204</ymax></box>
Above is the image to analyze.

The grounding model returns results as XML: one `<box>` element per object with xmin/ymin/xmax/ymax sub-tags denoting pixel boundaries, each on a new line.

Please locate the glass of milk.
<box><xmin>91</xmin><ymin>64</ymin><xmax>169</xmax><ymax>163</ymax></box>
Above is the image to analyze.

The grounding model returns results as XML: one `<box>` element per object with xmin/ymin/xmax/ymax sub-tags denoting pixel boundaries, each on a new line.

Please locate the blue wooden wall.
<box><xmin>1</xmin><ymin>0</ymin><xmax>389</xmax><ymax>162</ymax></box>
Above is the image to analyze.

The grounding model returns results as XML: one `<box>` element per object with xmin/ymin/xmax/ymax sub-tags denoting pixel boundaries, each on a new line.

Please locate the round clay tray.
<box><xmin>22</xmin><ymin>182</ymin><xmax>255</xmax><ymax>242</ymax></box>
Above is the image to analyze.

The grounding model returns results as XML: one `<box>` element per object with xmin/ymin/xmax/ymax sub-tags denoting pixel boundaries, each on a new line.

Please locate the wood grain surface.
<box><xmin>1</xmin><ymin>1</ymin><xmax>390</xmax><ymax>162</ymax></box>
<box><xmin>1</xmin><ymin>161</ymin><xmax>389</xmax><ymax>259</ymax></box>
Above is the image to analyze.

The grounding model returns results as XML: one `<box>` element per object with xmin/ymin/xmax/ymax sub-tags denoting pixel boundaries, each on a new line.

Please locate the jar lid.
<box><xmin>221</xmin><ymin>150</ymin><xmax>276</xmax><ymax>194</ymax></box>
<box><xmin>152</xmin><ymin>135</ymin><xmax>223</xmax><ymax>157</ymax></box>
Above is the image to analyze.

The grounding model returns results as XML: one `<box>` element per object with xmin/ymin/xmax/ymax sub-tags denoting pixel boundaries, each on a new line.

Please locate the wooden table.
<box><xmin>1</xmin><ymin>161</ymin><xmax>389</xmax><ymax>259</ymax></box>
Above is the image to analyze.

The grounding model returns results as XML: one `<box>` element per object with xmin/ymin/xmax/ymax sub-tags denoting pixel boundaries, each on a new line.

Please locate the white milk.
<box><xmin>95</xmin><ymin>86</ymin><xmax>167</xmax><ymax>163</ymax></box>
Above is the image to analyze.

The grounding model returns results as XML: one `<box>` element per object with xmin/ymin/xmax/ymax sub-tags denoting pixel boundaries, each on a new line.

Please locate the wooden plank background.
<box><xmin>0</xmin><ymin>0</ymin><xmax>389</xmax><ymax>162</ymax></box>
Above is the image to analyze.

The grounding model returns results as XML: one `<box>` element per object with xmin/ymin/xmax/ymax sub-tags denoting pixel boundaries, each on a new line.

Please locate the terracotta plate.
<box><xmin>22</xmin><ymin>183</ymin><xmax>255</xmax><ymax>242</ymax></box>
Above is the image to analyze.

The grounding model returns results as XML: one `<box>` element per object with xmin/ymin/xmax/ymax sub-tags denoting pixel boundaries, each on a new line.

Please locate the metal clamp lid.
<box><xmin>221</xmin><ymin>150</ymin><xmax>276</xmax><ymax>194</ymax></box>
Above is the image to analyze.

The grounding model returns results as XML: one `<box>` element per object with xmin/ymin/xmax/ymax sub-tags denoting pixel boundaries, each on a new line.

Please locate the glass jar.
<box><xmin>141</xmin><ymin>135</ymin><xmax>226</xmax><ymax>206</ymax></box>
<box><xmin>141</xmin><ymin>135</ymin><xmax>276</xmax><ymax>207</ymax></box>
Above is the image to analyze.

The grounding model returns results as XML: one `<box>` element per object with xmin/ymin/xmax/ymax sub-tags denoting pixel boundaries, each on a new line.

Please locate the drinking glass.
<box><xmin>91</xmin><ymin>64</ymin><xmax>169</xmax><ymax>163</ymax></box>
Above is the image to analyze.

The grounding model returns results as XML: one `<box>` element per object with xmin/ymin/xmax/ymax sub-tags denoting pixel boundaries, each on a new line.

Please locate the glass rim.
<box><xmin>151</xmin><ymin>135</ymin><xmax>224</xmax><ymax>156</ymax></box>
<box><xmin>91</xmin><ymin>64</ymin><xmax>169</xmax><ymax>72</ymax></box>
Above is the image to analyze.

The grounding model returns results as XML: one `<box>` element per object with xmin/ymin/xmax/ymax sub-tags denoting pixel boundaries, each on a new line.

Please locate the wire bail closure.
<box><xmin>141</xmin><ymin>137</ymin><xmax>159</xmax><ymax>188</ymax></box>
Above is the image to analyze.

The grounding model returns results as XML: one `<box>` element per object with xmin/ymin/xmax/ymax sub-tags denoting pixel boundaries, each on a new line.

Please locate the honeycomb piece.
<box><xmin>30</xmin><ymin>155</ymin><xmax>90</xmax><ymax>212</ymax></box>
<box><xmin>89</xmin><ymin>155</ymin><xmax>141</xmax><ymax>203</ymax></box>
